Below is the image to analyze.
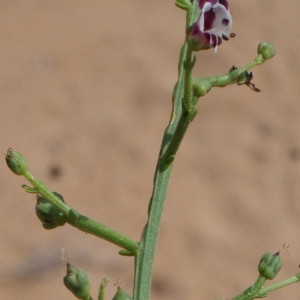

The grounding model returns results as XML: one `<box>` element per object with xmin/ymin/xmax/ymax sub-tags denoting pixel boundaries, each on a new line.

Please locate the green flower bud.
<box><xmin>257</xmin><ymin>42</ymin><xmax>276</xmax><ymax>60</ymax></box>
<box><xmin>258</xmin><ymin>252</ymin><xmax>282</xmax><ymax>280</ymax></box>
<box><xmin>5</xmin><ymin>148</ymin><xmax>28</xmax><ymax>175</ymax></box>
<box><xmin>64</xmin><ymin>263</ymin><xmax>91</xmax><ymax>299</ymax></box>
<box><xmin>35</xmin><ymin>192</ymin><xmax>67</xmax><ymax>229</ymax></box>
<box><xmin>193</xmin><ymin>79</ymin><xmax>212</xmax><ymax>97</ymax></box>
<box><xmin>112</xmin><ymin>287</ymin><xmax>132</xmax><ymax>300</ymax></box>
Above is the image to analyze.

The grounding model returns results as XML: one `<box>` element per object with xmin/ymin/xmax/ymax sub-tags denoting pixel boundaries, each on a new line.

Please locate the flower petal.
<box><xmin>198</xmin><ymin>3</ymin><xmax>215</xmax><ymax>31</ymax></box>
<box><xmin>210</xmin><ymin>34</ymin><xmax>222</xmax><ymax>52</ymax></box>
<box><xmin>218</xmin><ymin>0</ymin><xmax>229</xmax><ymax>10</ymax></box>
<box><xmin>188</xmin><ymin>23</ymin><xmax>212</xmax><ymax>50</ymax></box>
<box><xmin>208</xmin><ymin>3</ymin><xmax>232</xmax><ymax>38</ymax></box>
<box><xmin>197</xmin><ymin>0</ymin><xmax>216</xmax><ymax>9</ymax></box>
<box><xmin>197</xmin><ymin>0</ymin><xmax>229</xmax><ymax>10</ymax></box>
<box><xmin>200</xmin><ymin>4</ymin><xmax>215</xmax><ymax>31</ymax></box>
<box><xmin>188</xmin><ymin>0</ymin><xmax>232</xmax><ymax>52</ymax></box>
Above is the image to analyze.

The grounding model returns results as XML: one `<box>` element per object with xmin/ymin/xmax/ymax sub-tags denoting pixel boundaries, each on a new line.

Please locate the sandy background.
<box><xmin>1</xmin><ymin>1</ymin><xmax>300</xmax><ymax>299</ymax></box>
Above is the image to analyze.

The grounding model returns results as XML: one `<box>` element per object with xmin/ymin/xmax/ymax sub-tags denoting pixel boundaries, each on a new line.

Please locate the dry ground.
<box><xmin>1</xmin><ymin>1</ymin><xmax>300</xmax><ymax>299</ymax></box>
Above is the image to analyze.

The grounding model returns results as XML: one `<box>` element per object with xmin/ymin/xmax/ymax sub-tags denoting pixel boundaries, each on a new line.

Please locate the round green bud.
<box><xmin>258</xmin><ymin>252</ymin><xmax>282</xmax><ymax>280</ymax></box>
<box><xmin>193</xmin><ymin>79</ymin><xmax>212</xmax><ymax>97</ymax></box>
<box><xmin>257</xmin><ymin>42</ymin><xmax>276</xmax><ymax>60</ymax></box>
<box><xmin>112</xmin><ymin>287</ymin><xmax>133</xmax><ymax>300</ymax></box>
<box><xmin>35</xmin><ymin>192</ymin><xmax>67</xmax><ymax>229</ymax></box>
<box><xmin>5</xmin><ymin>148</ymin><xmax>28</xmax><ymax>175</ymax></box>
<box><xmin>63</xmin><ymin>263</ymin><xmax>91</xmax><ymax>300</ymax></box>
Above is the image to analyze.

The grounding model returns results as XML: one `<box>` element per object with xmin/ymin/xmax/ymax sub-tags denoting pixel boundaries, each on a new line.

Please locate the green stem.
<box><xmin>192</xmin><ymin>54</ymin><xmax>268</xmax><ymax>89</ymax></box>
<box><xmin>133</xmin><ymin>2</ymin><xmax>200</xmax><ymax>300</ymax></box>
<box><xmin>160</xmin><ymin>48</ymin><xmax>197</xmax><ymax>165</ymax></box>
<box><xmin>23</xmin><ymin>171</ymin><xmax>139</xmax><ymax>253</ymax></box>
<box><xmin>232</xmin><ymin>275</ymin><xmax>266</xmax><ymax>300</ymax></box>
<box><xmin>232</xmin><ymin>273</ymin><xmax>300</xmax><ymax>300</ymax></box>
<box><xmin>183</xmin><ymin>47</ymin><xmax>195</xmax><ymax>109</ymax></box>
<box><xmin>133</xmin><ymin>165</ymin><xmax>173</xmax><ymax>300</ymax></box>
<box><xmin>98</xmin><ymin>277</ymin><xmax>110</xmax><ymax>300</ymax></box>
<box><xmin>256</xmin><ymin>273</ymin><xmax>300</xmax><ymax>298</ymax></box>
<box><xmin>160</xmin><ymin>105</ymin><xmax>195</xmax><ymax>165</ymax></box>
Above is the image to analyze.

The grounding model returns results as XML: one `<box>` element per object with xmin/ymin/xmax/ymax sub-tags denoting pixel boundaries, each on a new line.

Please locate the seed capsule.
<box><xmin>258</xmin><ymin>252</ymin><xmax>282</xmax><ymax>280</ymax></box>
<box><xmin>6</xmin><ymin>148</ymin><xmax>28</xmax><ymax>175</ymax></box>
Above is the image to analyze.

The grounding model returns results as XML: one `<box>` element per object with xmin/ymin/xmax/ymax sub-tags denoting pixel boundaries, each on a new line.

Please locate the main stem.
<box><xmin>133</xmin><ymin>2</ymin><xmax>200</xmax><ymax>299</ymax></box>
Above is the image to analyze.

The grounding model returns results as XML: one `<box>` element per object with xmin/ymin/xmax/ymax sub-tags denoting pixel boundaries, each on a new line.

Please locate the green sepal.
<box><xmin>22</xmin><ymin>184</ymin><xmax>39</xmax><ymax>194</ymax></box>
<box><xmin>5</xmin><ymin>148</ymin><xmax>28</xmax><ymax>175</ymax></box>
<box><xmin>35</xmin><ymin>192</ymin><xmax>67</xmax><ymax>229</ymax></box>
<box><xmin>118</xmin><ymin>250</ymin><xmax>135</xmax><ymax>256</ymax></box>
<box><xmin>175</xmin><ymin>0</ymin><xmax>192</xmax><ymax>10</ymax></box>
<box><xmin>258</xmin><ymin>252</ymin><xmax>282</xmax><ymax>280</ymax></box>
<box><xmin>112</xmin><ymin>287</ymin><xmax>132</xmax><ymax>300</ymax></box>
<box><xmin>63</xmin><ymin>263</ymin><xmax>91</xmax><ymax>300</ymax></box>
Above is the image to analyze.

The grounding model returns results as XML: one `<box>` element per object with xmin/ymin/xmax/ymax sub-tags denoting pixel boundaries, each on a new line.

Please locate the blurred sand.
<box><xmin>1</xmin><ymin>1</ymin><xmax>300</xmax><ymax>299</ymax></box>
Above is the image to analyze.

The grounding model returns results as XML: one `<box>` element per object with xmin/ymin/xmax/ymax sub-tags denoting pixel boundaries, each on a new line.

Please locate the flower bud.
<box><xmin>112</xmin><ymin>287</ymin><xmax>132</xmax><ymax>300</ymax></box>
<box><xmin>257</xmin><ymin>42</ymin><xmax>276</xmax><ymax>60</ymax></box>
<box><xmin>258</xmin><ymin>252</ymin><xmax>282</xmax><ymax>280</ymax></box>
<box><xmin>193</xmin><ymin>79</ymin><xmax>212</xmax><ymax>97</ymax></box>
<box><xmin>5</xmin><ymin>148</ymin><xmax>28</xmax><ymax>175</ymax></box>
<box><xmin>63</xmin><ymin>263</ymin><xmax>91</xmax><ymax>299</ymax></box>
<box><xmin>35</xmin><ymin>192</ymin><xmax>67</xmax><ymax>229</ymax></box>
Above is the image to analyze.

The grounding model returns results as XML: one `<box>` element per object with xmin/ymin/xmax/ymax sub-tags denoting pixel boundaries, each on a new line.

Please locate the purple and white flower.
<box><xmin>187</xmin><ymin>0</ymin><xmax>232</xmax><ymax>52</ymax></box>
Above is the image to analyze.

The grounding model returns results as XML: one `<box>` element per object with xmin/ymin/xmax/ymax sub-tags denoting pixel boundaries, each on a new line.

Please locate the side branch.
<box><xmin>6</xmin><ymin>148</ymin><xmax>139</xmax><ymax>253</ymax></box>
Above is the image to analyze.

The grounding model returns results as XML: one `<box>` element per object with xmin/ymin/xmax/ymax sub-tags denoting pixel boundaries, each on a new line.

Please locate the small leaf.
<box><xmin>112</xmin><ymin>287</ymin><xmax>132</xmax><ymax>300</ymax></box>
<box><xmin>175</xmin><ymin>0</ymin><xmax>192</xmax><ymax>11</ymax></box>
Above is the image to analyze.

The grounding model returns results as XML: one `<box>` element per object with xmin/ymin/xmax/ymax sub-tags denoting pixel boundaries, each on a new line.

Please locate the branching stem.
<box><xmin>23</xmin><ymin>170</ymin><xmax>139</xmax><ymax>253</ymax></box>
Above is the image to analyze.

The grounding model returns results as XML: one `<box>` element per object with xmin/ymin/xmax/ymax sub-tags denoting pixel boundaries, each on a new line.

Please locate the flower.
<box><xmin>187</xmin><ymin>0</ymin><xmax>232</xmax><ymax>52</ymax></box>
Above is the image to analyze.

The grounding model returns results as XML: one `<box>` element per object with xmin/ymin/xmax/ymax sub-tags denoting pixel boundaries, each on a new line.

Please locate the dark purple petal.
<box><xmin>210</xmin><ymin>34</ymin><xmax>217</xmax><ymax>48</ymax></box>
<box><xmin>210</xmin><ymin>34</ymin><xmax>222</xmax><ymax>48</ymax></box>
<box><xmin>202</xmin><ymin>32</ymin><xmax>212</xmax><ymax>46</ymax></box>
<box><xmin>190</xmin><ymin>22</ymin><xmax>201</xmax><ymax>35</ymax></box>
<box><xmin>187</xmin><ymin>22</ymin><xmax>212</xmax><ymax>50</ymax></box>
<box><xmin>197</xmin><ymin>0</ymin><xmax>207</xmax><ymax>9</ymax></box>
<box><xmin>203</xmin><ymin>7</ymin><xmax>216</xmax><ymax>31</ymax></box>
<box><xmin>197</xmin><ymin>0</ymin><xmax>215</xmax><ymax>9</ymax></box>
<box><xmin>190</xmin><ymin>23</ymin><xmax>211</xmax><ymax>44</ymax></box>
<box><xmin>218</xmin><ymin>0</ymin><xmax>229</xmax><ymax>10</ymax></box>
